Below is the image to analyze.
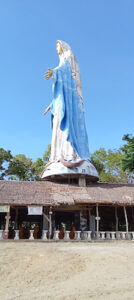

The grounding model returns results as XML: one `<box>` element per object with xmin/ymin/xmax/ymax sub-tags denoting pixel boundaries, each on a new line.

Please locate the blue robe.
<box><xmin>50</xmin><ymin>58</ymin><xmax>90</xmax><ymax>160</ymax></box>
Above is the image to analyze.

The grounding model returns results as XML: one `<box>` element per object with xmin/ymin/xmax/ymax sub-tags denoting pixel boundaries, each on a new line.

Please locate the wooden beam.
<box><xmin>115</xmin><ymin>206</ymin><xmax>118</xmax><ymax>231</ymax></box>
<box><xmin>15</xmin><ymin>207</ymin><xmax>18</xmax><ymax>230</ymax></box>
<box><xmin>96</xmin><ymin>203</ymin><xmax>99</xmax><ymax>233</ymax></box>
<box><xmin>89</xmin><ymin>210</ymin><xmax>92</xmax><ymax>231</ymax></box>
<box><xmin>132</xmin><ymin>207</ymin><xmax>134</xmax><ymax>231</ymax></box>
<box><xmin>48</xmin><ymin>207</ymin><xmax>52</xmax><ymax>239</ymax></box>
<box><xmin>43</xmin><ymin>212</ymin><xmax>50</xmax><ymax>223</ymax></box>
<box><xmin>123</xmin><ymin>206</ymin><xmax>128</xmax><ymax>232</ymax></box>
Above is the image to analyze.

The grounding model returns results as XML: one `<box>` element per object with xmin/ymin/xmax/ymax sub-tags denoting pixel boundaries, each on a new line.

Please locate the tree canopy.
<box><xmin>0</xmin><ymin>148</ymin><xmax>12</xmax><ymax>180</ymax></box>
<box><xmin>91</xmin><ymin>148</ymin><xmax>127</xmax><ymax>183</ymax></box>
<box><xmin>1</xmin><ymin>135</ymin><xmax>133</xmax><ymax>183</ymax></box>
<box><xmin>8</xmin><ymin>154</ymin><xmax>34</xmax><ymax>181</ymax></box>
<box><xmin>121</xmin><ymin>134</ymin><xmax>134</xmax><ymax>173</ymax></box>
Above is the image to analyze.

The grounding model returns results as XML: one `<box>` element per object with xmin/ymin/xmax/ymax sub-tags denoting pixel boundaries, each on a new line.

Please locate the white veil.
<box><xmin>57</xmin><ymin>40</ymin><xmax>83</xmax><ymax>102</ymax></box>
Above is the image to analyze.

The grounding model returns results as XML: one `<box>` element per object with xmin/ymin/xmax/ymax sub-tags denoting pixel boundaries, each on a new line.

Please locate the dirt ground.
<box><xmin>0</xmin><ymin>241</ymin><xmax>134</xmax><ymax>300</ymax></box>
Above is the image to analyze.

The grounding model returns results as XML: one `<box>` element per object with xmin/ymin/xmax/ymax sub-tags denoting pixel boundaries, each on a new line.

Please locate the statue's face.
<box><xmin>56</xmin><ymin>42</ymin><xmax>63</xmax><ymax>55</ymax></box>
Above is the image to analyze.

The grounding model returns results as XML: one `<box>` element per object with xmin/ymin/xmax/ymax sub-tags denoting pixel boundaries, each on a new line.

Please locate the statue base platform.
<box><xmin>41</xmin><ymin>160</ymin><xmax>99</xmax><ymax>184</ymax></box>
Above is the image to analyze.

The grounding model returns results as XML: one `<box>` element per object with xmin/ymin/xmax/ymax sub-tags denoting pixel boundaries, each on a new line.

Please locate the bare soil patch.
<box><xmin>0</xmin><ymin>241</ymin><xmax>134</xmax><ymax>299</ymax></box>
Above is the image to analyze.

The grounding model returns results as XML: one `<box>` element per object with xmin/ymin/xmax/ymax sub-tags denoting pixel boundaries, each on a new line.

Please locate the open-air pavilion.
<box><xmin>0</xmin><ymin>180</ymin><xmax>134</xmax><ymax>241</ymax></box>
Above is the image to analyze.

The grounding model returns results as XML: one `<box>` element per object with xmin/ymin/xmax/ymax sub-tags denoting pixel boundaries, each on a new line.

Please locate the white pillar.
<box><xmin>92</xmin><ymin>231</ymin><xmax>96</xmax><ymax>239</ymax></box>
<box><xmin>106</xmin><ymin>232</ymin><xmax>111</xmax><ymax>239</ymax></box>
<box><xmin>63</xmin><ymin>231</ymin><xmax>70</xmax><ymax>240</ymax></box>
<box><xmin>131</xmin><ymin>232</ymin><xmax>134</xmax><ymax>240</ymax></box>
<box><xmin>95</xmin><ymin>231</ymin><xmax>100</xmax><ymax>239</ymax></box>
<box><xmin>14</xmin><ymin>230</ymin><xmax>19</xmax><ymax>240</ymax></box>
<box><xmin>42</xmin><ymin>230</ymin><xmax>48</xmax><ymax>240</ymax></box>
<box><xmin>111</xmin><ymin>232</ymin><xmax>116</xmax><ymax>239</ymax></box>
<box><xmin>116</xmin><ymin>232</ymin><xmax>121</xmax><ymax>239</ymax></box>
<box><xmin>126</xmin><ymin>232</ymin><xmax>131</xmax><ymax>240</ymax></box>
<box><xmin>78</xmin><ymin>176</ymin><xmax>86</xmax><ymax>187</ymax></box>
<box><xmin>53</xmin><ymin>230</ymin><xmax>59</xmax><ymax>240</ymax></box>
<box><xmin>0</xmin><ymin>230</ymin><xmax>3</xmax><ymax>240</ymax></box>
<box><xmin>74</xmin><ymin>231</ymin><xmax>81</xmax><ymax>240</ymax></box>
<box><xmin>121</xmin><ymin>232</ymin><xmax>126</xmax><ymax>239</ymax></box>
<box><xmin>29</xmin><ymin>230</ymin><xmax>34</xmax><ymax>240</ymax></box>
<box><xmin>4</xmin><ymin>211</ymin><xmax>10</xmax><ymax>239</ymax></box>
<box><xmin>100</xmin><ymin>232</ymin><xmax>105</xmax><ymax>239</ymax></box>
<box><xmin>85</xmin><ymin>231</ymin><xmax>91</xmax><ymax>241</ymax></box>
<box><xmin>82</xmin><ymin>231</ymin><xmax>87</xmax><ymax>240</ymax></box>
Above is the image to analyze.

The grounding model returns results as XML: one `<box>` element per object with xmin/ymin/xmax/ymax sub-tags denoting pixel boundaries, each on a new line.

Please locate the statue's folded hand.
<box><xmin>44</xmin><ymin>68</ymin><xmax>53</xmax><ymax>80</ymax></box>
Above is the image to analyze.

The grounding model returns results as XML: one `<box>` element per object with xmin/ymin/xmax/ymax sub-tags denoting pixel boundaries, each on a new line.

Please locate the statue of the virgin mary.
<box><xmin>41</xmin><ymin>40</ymin><xmax>98</xmax><ymax>183</ymax></box>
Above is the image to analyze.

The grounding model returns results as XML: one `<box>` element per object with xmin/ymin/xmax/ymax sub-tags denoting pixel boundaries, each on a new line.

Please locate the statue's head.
<box><xmin>56</xmin><ymin>41</ymin><xmax>63</xmax><ymax>55</ymax></box>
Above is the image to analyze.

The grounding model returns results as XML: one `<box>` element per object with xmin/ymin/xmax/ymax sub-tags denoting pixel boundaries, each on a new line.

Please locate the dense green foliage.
<box><xmin>8</xmin><ymin>155</ymin><xmax>34</xmax><ymax>181</ymax></box>
<box><xmin>91</xmin><ymin>148</ymin><xmax>127</xmax><ymax>183</ymax></box>
<box><xmin>0</xmin><ymin>148</ymin><xmax>12</xmax><ymax>180</ymax></box>
<box><xmin>1</xmin><ymin>135</ymin><xmax>133</xmax><ymax>182</ymax></box>
<box><xmin>121</xmin><ymin>134</ymin><xmax>134</xmax><ymax>173</ymax></box>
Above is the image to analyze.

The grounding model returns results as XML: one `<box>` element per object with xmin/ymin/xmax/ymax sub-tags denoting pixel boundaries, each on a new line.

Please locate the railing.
<box><xmin>0</xmin><ymin>229</ymin><xmax>134</xmax><ymax>241</ymax></box>
<box><xmin>51</xmin><ymin>230</ymin><xmax>134</xmax><ymax>241</ymax></box>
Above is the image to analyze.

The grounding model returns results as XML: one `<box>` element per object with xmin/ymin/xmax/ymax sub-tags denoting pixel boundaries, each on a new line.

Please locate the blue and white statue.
<box><xmin>41</xmin><ymin>40</ymin><xmax>98</xmax><ymax>183</ymax></box>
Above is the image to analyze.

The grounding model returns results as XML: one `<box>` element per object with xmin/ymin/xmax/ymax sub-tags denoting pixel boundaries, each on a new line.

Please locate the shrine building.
<box><xmin>0</xmin><ymin>180</ymin><xmax>134</xmax><ymax>241</ymax></box>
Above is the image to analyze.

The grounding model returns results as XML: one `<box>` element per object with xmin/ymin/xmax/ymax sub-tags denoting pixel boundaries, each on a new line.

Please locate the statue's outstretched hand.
<box><xmin>43</xmin><ymin>105</ymin><xmax>51</xmax><ymax>116</ymax></box>
<box><xmin>45</xmin><ymin>68</ymin><xmax>53</xmax><ymax>80</ymax></box>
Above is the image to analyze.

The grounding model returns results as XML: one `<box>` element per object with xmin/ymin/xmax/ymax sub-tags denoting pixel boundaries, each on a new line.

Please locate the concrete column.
<box><xmin>116</xmin><ymin>232</ymin><xmax>121</xmax><ymax>239</ymax></box>
<box><xmin>121</xmin><ymin>232</ymin><xmax>126</xmax><ymax>239</ymax></box>
<box><xmin>14</xmin><ymin>230</ymin><xmax>19</xmax><ymax>240</ymax></box>
<box><xmin>63</xmin><ymin>231</ymin><xmax>70</xmax><ymax>241</ymax></box>
<box><xmin>100</xmin><ymin>232</ymin><xmax>105</xmax><ymax>239</ymax></box>
<box><xmin>74</xmin><ymin>231</ymin><xmax>81</xmax><ymax>240</ymax></box>
<box><xmin>42</xmin><ymin>230</ymin><xmax>48</xmax><ymax>240</ymax></box>
<box><xmin>92</xmin><ymin>231</ymin><xmax>96</xmax><ymax>239</ymax></box>
<box><xmin>86</xmin><ymin>231</ymin><xmax>92</xmax><ymax>241</ymax></box>
<box><xmin>4</xmin><ymin>212</ymin><xmax>10</xmax><ymax>239</ymax></box>
<box><xmin>53</xmin><ymin>230</ymin><xmax>59</xmax><ymax>241</ymax></box>
<box><xmin>0</xmin><ymin>230</ymin><xmax>3</xmax><ymax>240</ymax></box>
<box><xmin>80</xmin><ymin>231</ymin><xmax>85</xmax><ymax>240</ymax></box>
<box><xmin>95</xmin><ymin>231</ymin><xmax>100</xmax><ymax>239</ymax></box>
<box><xmin>81</xmin><ymin>231</ymin><xmax>86</xmax><ymax>240</ymax></box>
<box><xmin>29</xmin><ymin>230</ymin><xmax>34</xmax><ymax>240</ymax></box>
<box><xmin>126</xmin><ymin>232</ymin><xmax>131</xmax><ymax>240</ymax></box>
<box><xmin>111</xmin><ymin>232</ymin><xmax>116</xmax><ymax>239</ymax></box>
<box><xmin>14</xmin><ymin>230</ymin><xmax>19</xmax><ymax>241</ymax></box>
<box><xmin>106</xmin><ymin>232</ymin><xmax>111</xmax><ymax>239</ymax></box>
<box><xmin>131</xmin><ymin>232</ymin><xmax>134</xmax><ymax>240</ymax></box>
<box><xmin>78</xmin><ymin>176</ymin><xmax>86</xmax><ymax>187</ymax></box>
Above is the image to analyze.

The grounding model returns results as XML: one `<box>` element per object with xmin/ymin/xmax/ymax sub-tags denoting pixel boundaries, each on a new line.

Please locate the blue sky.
<box><xmin>0</xmin><ymin>0</ymin><xmax>134</xmax><ymax>161</ymax></box>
